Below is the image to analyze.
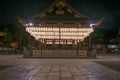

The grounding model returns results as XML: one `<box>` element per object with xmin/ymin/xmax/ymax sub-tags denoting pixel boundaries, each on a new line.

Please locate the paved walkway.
<box><xmin>0</xmin><ymin>55</ymin><xmax>120</xmax><ymax>80</ymax></box>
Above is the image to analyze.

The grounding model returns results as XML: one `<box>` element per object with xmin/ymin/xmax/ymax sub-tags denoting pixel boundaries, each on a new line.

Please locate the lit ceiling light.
<box><xmin>29</xmin><ymin>23</ymin><xmax>34</xmax><ymax>26</ymax></box>
<box><xmin>90</xmin><ymin>24</ymin><xmax>93</xmax><ymax>27</ymax></box>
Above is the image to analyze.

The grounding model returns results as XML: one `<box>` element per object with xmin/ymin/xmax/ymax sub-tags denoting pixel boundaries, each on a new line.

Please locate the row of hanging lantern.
<box><xmin>26</xmin><ymin>24</ymin><xmax>93</xmax><ymax>41</ymax></box>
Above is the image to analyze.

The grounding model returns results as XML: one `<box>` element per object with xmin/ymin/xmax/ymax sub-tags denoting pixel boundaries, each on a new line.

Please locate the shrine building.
<box><xmin>18</xmin><ymin>0</ymin><xmax>102</xmax><ymax>58</ymax></box>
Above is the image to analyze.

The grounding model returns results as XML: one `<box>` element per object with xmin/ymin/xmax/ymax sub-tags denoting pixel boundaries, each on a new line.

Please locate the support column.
<box><xmin>38</xmin><ymin>40</ymin><xmax>40</xmax><ymax>48</ymax></box>
<box><xmin>61</xmin><ymin>40</ymin><xmax>64</xmax><ymax>49</ymax></box>
<box><xmin>65</xmin><ymin>40</ymin><xmax>68</xmax><ymax>49</ymax></box>
<box><xmin>38</xmin><ymin>39</ymin><xmax>43</xmax><ymax>56</ymax></box>
<box><xmin>44</xmin><ymin>39</ymin><xmax>46</xmax><ymax>49</ymax></box>
<box><xmin>77</xmin><ymin>41</ymin><xmax>79</xmax><ymax>57</ymax></box>
<box><xmin>63</xmin><ymin>40</ymin><xmax>66</xmax><ymax>49</ymax></box>
<box><xmin>52</xmin><ymin>39</ymin><xmax>55</xmax><ymax>49</ymax></box>
<box><xmin>89</xmin><ymin>35</ymin><xmax>92</xmax><ymax>48</ymax></box>
<box><xmin>72</xmin><ymin>40</ymin><xmax>75</xmax><ymax>50</ymax></box>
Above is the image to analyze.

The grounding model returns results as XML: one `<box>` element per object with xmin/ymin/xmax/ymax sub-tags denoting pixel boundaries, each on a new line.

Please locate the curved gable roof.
<box><xmin>32</xmin><ymin>0</ymin><xmax>88</xmax><ymax>19</ymax></box>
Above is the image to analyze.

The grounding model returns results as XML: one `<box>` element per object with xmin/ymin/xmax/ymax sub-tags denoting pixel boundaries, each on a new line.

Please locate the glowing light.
<box><xmin>26</xmin><ymin>27</ymin><xmax>93</xmax><ymax>43</ymax></box>
<box><xmin>90</xmin><ymin>24</ymin><xmax>93</xmax><ymax>27</ymax></box>
<box><xmin>90</xmin><ymin>23</ymin><xmax>97</xmax><ymax>27</ymax></box>
<box><xmin>29</xmin><ymin>23</ymin><xmax>33</xmax><ymax>26</ymax></box>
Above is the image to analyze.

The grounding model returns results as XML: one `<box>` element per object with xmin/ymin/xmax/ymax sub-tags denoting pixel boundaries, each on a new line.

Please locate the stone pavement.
<box><xmin>0</xmin><ymin>55</ymin><xmax>120</xmax><ymax>80</ymax></box>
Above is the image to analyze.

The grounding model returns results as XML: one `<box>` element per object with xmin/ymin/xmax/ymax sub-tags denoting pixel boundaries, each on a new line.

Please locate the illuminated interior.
<box><xmin>26</xmin><ymin>26</ymin><xmax>93</xmax><ymax>44</ymax></box>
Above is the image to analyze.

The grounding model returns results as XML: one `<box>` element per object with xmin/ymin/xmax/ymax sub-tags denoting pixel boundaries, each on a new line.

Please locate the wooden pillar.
<box><xmin>77</xmin><ymin>41</ymin><xmax>79</xmax><ymax>57</ymax></box>
<box><xmin>38</xmin><ymin>40</ymin><xmax>41</xmax><ymax>49</ymax></box>
<box><xmin>44</xmin><ymin>39</ymin><xmax>46</xmax><ymax>49</ymax></box>
<box><xmin>65</xmin><ymin>40</ymin><xmax>68</xmax><ymax>49</ymax></box>
<box><xmin>63</xmin><ymin>40</ymin><xmax>66</xmax><ymax>49</ymax></box>
<box><xmin>38</xmin><ymin>39</ymin><xmax>43</xmax><ymax>56</ymax></box>
<box><xmin>62</xmin><ymin>40</ymin><xmax>64</xmax><ymax>49</ymax></box>
<box><xmin>78</xmin><ymin>40</ymin><xmax>82</xmax><ymax>49</ymax></box>
<box><xmin>72</xmin><ymin>40</ymin><xmax>75</xmax><ymax>50</ymax></box>
<box><xmin>52</xmin><ymin>39</ymin><xmax>55</xmax><ymax>49</ymax></box>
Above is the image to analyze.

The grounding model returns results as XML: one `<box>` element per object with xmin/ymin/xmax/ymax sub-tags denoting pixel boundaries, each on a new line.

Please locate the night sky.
<box><xmin>0</xmin><ymin>0</ymin><xmax>120</xmax><ymax>30</ymax></box>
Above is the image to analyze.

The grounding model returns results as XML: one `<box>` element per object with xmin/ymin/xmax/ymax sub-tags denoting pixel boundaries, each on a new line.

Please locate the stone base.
<box><xmin>87</xmin><ymin>49</ymin><xmax>97</xmax><ymax>58</ymax></box>
<box><xmin>32</xmin><ymin>50</ymin><xmax>91</xmax><ymax>58</ymax></box>
<box><xmin>23</xmin><ymin>47</ymin><xmax>32</xmax><ymax>58</ymax></box>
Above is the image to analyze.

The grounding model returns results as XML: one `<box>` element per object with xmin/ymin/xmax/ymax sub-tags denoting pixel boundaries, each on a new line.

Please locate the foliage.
<box><xmin>3</xmin><ymin>33</ymin><xmax>13</xmax><ymax>46</ymax></box>
<box><xmin>115</xmin><ymin>30</ymin><xmax>120</xmax><ymax>44</ymax></box>
<box><xmin>0</xmin><ymin>24</ymin><xmax>20</xmax><ymax>47</ymax></box>
<box><xmin>92</xmin><ymin>28</ymin><xmax>106</xmax><ymax>45</ymax></box>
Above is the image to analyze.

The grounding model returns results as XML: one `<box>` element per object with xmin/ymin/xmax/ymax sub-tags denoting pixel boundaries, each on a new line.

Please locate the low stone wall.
<box><xmin>0</xmin><ymin>47</ymin><xmax>15</xmax><ymax>54</ymax></box>
<box><xmin>32</xmin><ymin>50</ymin><xmax>88</xmax><ymax>58</ymax></box>
<box><xmin>32</xmin><ymin>50</ymin><xmax>42</xmax><ymax>57</ymax></box>
<box><xmin>78</xmin><ymin>50</ymin><xmax>87</xmax><ymax>57</ymax></box>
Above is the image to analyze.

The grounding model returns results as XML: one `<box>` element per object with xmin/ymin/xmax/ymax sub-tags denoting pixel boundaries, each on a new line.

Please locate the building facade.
<box><xmin>18</xmin><ymin>0</ymin><xmax>102</xmax><ymax>57</ymax></box>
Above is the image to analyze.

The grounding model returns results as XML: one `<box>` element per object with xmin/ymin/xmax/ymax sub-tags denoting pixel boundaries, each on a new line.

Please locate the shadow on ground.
<box><xmin>0</xmin><ymin>66</ymin><xmax>12</xmax><ymax>71</ymax></box>
<box><xmin>95</xmin><ymin>61</ymin><xmax>120</xmax><ymax>72</ymax></box>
